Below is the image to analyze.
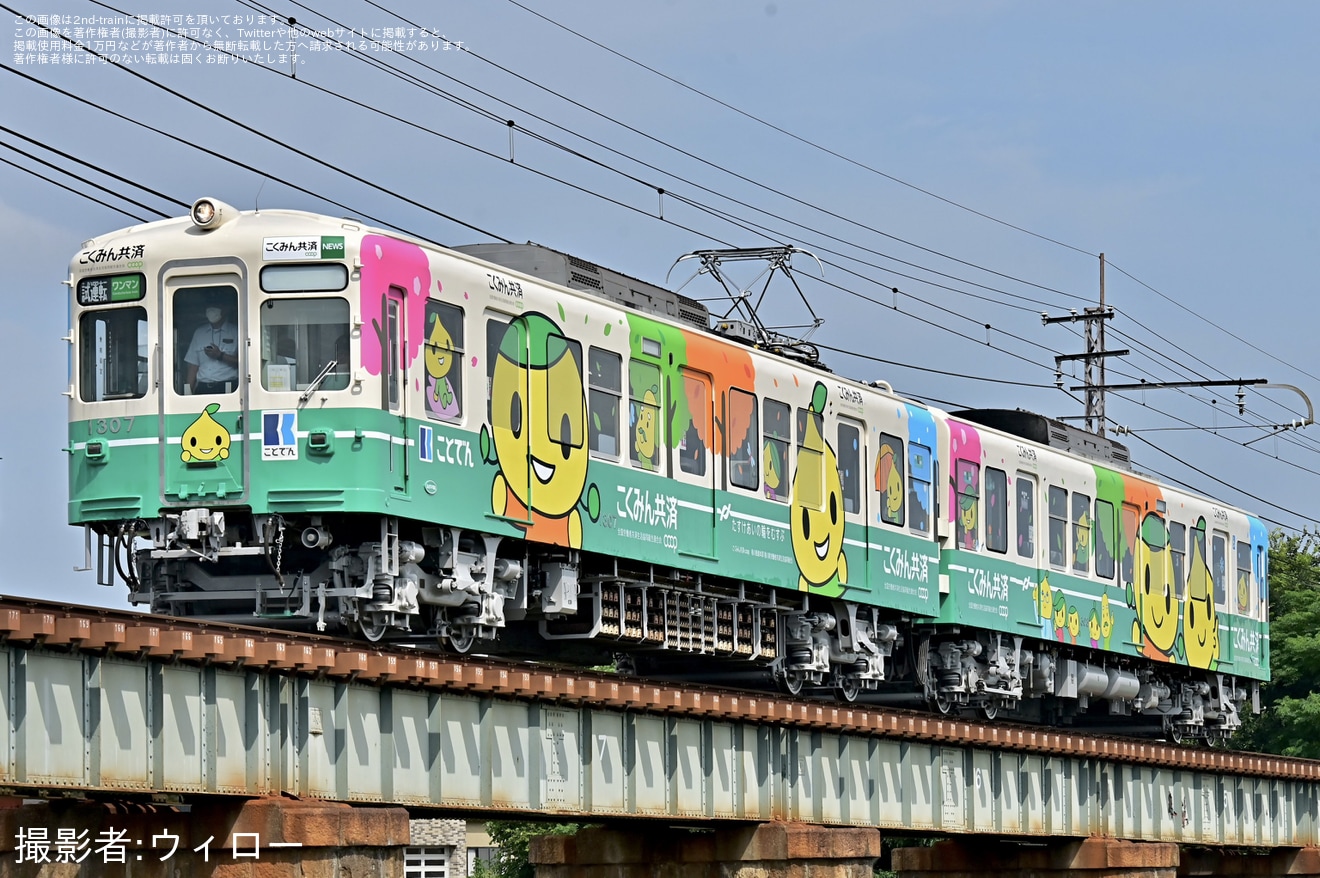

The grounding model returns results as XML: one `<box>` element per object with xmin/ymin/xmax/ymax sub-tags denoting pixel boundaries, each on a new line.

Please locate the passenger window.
<box><xmin>1212</xmin><ymin>531</ymin><xmax>1228</xmax><ymax>607</ymax></box>
<box><xmin>629</xmin><ymin>361</ymin><xmax>661</xmax><ymax>472</ymax></box>
<box><xmin>422</xmin><ymin>301</ymin><xmax>463</xmax><ymax>420</ymax></box>
<box><xmin>259</xmin><ymin>297</ymin><xmax>351</xmax><ymax>393</ymax></box>
<box><xmin>1072</xmin><ymin>492</ymin><xmax>1092</xmax><ymax>574</ymax></box>
<box><xmin>908</xmin><ymin>441</ymin><xmax>932</xmax><ymax>533</ymax></box>
<box><xmin>542</xmin><ymin>334</ymin><xmax>584</xmax><ymax>451</ymax></box>
<box><xmin>954</xmin><ymin>460</ymin><xmax>979</xmax><ymax>551</ymax></box>
<box><xmin>588</xmin><ymin>348</ymin><xmax>622</xmax><ymax>458</ymax></box>
<box><xmin>1121</xmin><ymin>504</ymin><xmax>1139</xmax><ymax>586</ymax></box>
<box><xmin>1235</xmin><ymin>539</ymin><xmax>1253</xmax><ymax>614</ymax></box>
<box><xmin>487</xmin><ymin>317</ymin><xmax>526</xmax><ymax>435</ymax></box>
<box><xmin>1015</xmin><ymin>473</ymin><xmax>1035</xmax><ymax>558</ymax></box>
<box><xmin>1095</xmin><ymin>499</ymin><xmax>1116</xmax><ymax>580</ymax></box>
<box><xmin>795</xmin><ymin>406</ymin><xmax>825</xmax><ymax>511</ymax></box>
<box><xmin>485</xmin><ymin>317</ymin><xmax>509</xmax><ymax>422</ymax></box>
<box><xmin>677</xmin><ymin>370</ymin><xmax>709</xmax><ymax>476</ymax></box>
<box><xmin>837</xmin><ymin>420</ymin><xmax>862</xmax><ymax>515</ymax></box>
<box><xmin>728</xmin><ymin>388</ymin><xmax>759</xmax><ymax>490</ymax></box>
<box><xmin>174</xmin><ymin>285</ymin><xmax>239</xmax><ymax>396</ymax></box>
<box><xmin>1191</xmin><ymin>520</ymin><xmax>1208</xmax><ymax>599</ymax></box>
<box><xmin>1048</xmin><ymin>486</ymin><xmax>1067</xmax><ymax>567</ymax></box>
<box><xmin>1169</xmin><ymin>521</ymin><xmax>1186</xmax><ymax>600</ymax></box>
<box><xmin>877</xmin><ymin>434</ymin><xmax>905</xmax><ymax>527</ymax></box>
<box><xmin>985</xmin><ymin>467</ymin><xmax>1007</xmax><ymax>554</ymax></box>
<box><xmin>80</xmin><ymin>307</ymin><xmax>148</xmax><ymax>401</ymax></box>
<box><xmin>763</xmin><ymin>400</ymin><xmax>790</xmax><ymax>502</ymax></box>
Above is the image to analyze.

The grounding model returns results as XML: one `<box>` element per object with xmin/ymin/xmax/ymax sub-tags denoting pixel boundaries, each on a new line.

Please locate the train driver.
<box><xmin>184</xmin><ymin>305</ymin><xmax>240</xmax><ymax>394</ymax></box>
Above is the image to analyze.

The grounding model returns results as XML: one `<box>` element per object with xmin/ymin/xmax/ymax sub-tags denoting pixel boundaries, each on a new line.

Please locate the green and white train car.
<box><xmin>67</xmin><ymin>198</ymin><xmax>1267</xmax><ymax>738</ymax></box>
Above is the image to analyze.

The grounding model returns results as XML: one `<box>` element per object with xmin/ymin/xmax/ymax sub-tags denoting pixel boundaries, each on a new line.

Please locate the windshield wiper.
<box><xmin>299</xmin><ymin>360</ymin><xmax>338</xmax><ymax>403</ymax></box>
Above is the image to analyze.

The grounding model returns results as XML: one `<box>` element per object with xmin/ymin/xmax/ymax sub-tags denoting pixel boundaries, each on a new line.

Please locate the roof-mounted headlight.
<box><xmin>190</xmin><ymin>197</ymin><xmax>236</xmax><ymax>230</ymax></box>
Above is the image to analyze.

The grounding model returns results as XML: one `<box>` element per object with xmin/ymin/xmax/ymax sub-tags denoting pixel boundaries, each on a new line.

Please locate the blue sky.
<box><xmin>2</xmin><ymin>1</ymin><xmax>1318</xmax><ymax>607</ymax></box>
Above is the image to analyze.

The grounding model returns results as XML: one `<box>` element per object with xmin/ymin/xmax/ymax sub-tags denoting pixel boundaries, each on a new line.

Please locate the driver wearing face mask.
<box><xmin>184</xmin><ymin>304</ymin><xmax>240</xmax><ymax>394</ymax></box>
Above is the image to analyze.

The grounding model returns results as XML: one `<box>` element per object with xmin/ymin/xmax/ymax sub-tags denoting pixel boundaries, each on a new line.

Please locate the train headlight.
<box><xmin>190</xmin><ymin>197</ymin><xmax>236</xmax><ymax>230</ymax></box>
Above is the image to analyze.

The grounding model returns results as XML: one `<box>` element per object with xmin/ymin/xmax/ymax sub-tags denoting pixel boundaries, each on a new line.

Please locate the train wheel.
<box><xmin>836</xmin><ymin>675</ymin><xmax>861</xmax><ymax>703</ymax></box>
<box><xmin>359</xmin><ymin>611</ymin><xmax>389</xmax><ymax>642</ymax></box>
<box><xmin>934</xmin><ymin>692</ymin><xmax>956</xmax><ymax>715</ymax></box>
<box><xmin>446</xmin><ymin>625</ymin><xmax>477</xmax><ymax>655</ymax></box>
<box><xmin>780</xmin><ymin>670</ymin><xmax>806</xmax><ymax>696</ymax></box>
<box><xmin>980</xmin><ymin>702</ymin><xmax>999</xmax><ymax>721</ymax></box>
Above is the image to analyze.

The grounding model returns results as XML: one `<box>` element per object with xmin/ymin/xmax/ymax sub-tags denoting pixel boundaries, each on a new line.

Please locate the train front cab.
<box><xmin>68</xmin><ymin>216</ymin><xmax>364</xmax><ymax>602</ymax></box>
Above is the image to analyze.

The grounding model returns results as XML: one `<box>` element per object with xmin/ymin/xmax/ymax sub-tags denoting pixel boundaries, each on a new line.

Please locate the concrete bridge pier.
<box><xmin>891</xmin><ymin>837</ymin><xmax>1178</xmax><ymax>878</ymax></box>
<box><xmin>529</xmin><ymin>822</ymin><xmax>882</xmax><ymax>878</ymax></box>
<box><xmin>0</xmin><ymin>796</ymin><xmax>410</xmax><ymax>877</ymax></box>
<box><xmin>1179</xmin><ymin>846</ymin><xmax>1320</xmax><ymax>875</ymax></box>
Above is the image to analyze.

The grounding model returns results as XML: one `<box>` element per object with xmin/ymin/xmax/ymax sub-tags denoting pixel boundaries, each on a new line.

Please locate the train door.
<box><xmin>674</xmin><ymin>368</ymin><xmax>716</xmax><ymax>559</ymax></box>
<box><xmin>383</xmin><ymin>286</ymin><xmax>407</xmax><ymax>493</ymax></box>
<box><xmin>161</xmin><ymin>268</ymin><xmax>248</xmax><ymax>505</ymax></box>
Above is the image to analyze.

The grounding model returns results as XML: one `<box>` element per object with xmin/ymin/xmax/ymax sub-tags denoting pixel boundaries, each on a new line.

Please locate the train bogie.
<box><xmin>66</xmin><ymin>200</ymin><xmax>1266</xmax><ymax>740</ymax></box>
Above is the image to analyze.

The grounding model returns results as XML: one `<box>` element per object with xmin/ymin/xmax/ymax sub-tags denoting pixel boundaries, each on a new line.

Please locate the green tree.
<box><xmin>481</xmin><ymin>820</ymin><xmax>580</xmax><ymax>878</ymax></box>
<box><xmin>1233</xmin><ymin>531</ymin><xmax>1320</xmax><ymax>756</ymax></box>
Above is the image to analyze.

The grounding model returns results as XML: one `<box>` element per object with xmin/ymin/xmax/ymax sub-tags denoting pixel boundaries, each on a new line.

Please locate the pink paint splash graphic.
<box><xmin>359</xmin><ymin>235</ymin><xmax>432</xmax><ymax>375</ymax></box>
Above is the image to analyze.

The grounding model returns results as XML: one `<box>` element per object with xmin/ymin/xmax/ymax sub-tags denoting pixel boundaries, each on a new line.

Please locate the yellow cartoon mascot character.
<box><xmin>1181</xmin><ymin>518</ymin><xmax>1220</xmax><ymax>670</ymax></box>
<box><xmin>480</xmin><ymin>312</ymin><xmax>599</xmax><ymax>548</ymax></box>
<box><xmin>790</xmin><ymin>383</ymin><xmax>848</xmax><ymax>598</ymax></box>
<box><xmin>1130</xmin><ymin>512</ymin><xmax>1179</xmax><ymax>660</ymax></box>
<box><xmin>181</xmin><ymin>403</ymin><xmax>231</xmax><ymax>463</ymax></box>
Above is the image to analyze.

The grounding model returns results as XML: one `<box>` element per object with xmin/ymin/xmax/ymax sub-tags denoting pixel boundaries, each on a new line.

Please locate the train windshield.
<box><xmin>79</xmin><ymin>307</ymin><xmax>148</xmax><ymax>401</ymax></box>
<box><xmin>258</xmin><ymin>297</ymin><xmax>350</xmax><ymax>392</ymax></box>
<box><xmin>173</xmin><ymin>285</ymin><xmax>240</xmax><ymax>396</ymax></box>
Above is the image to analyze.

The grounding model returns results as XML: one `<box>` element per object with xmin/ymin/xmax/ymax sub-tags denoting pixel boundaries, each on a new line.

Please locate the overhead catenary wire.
<box><xmin>0</xmin><ymin>124</ymin><xmax>187</xmax><ymax>213</ymax></box>
<box><xmin>492</xmin><ymin>0</ymin><xmax>1320</xmax><ymax>426</ymax></box>
<box><xmin>2</xmin><ymin>7</ymin><xmax>1298</xmax><ymax>446</ymax></box>
<box><xmin>239</xmin><ymin>0</ymin><xmax>1319</xmax><ymax>450</ymax></box>
<box><xmin>229</xmin><ymin>0</ymin><xmax>1090</xmax><ymax>317</ymax></box>
<box><xmin>5</xmin><ymin>3</ymin><xmax>1314</xmax><ymax>528</ymax></box>
<box><xmin>79</xmin><ymin>0</ymin><xmax>1310</xmax><ymax>452</ymax></box>
<box><xmin>0</xmin><ymin>136</ymin><xmax>177</xmax><ymax>221</ymax></box>
<box><xmin>499</xmin><ymin>0</ymin><xmax>1099</xmax><ymax>260</ymax></box>
<box><xmin>0</xmin><ymin>152</ymin><xmax>151</xmax><ymax>224</ymax></box>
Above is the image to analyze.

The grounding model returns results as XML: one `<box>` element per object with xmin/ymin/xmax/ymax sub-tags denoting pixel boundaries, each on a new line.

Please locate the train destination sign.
<box><xmin>76</xmin><ymin>273</ymin><xmax>144</xmax><ymax>306</ymax></box>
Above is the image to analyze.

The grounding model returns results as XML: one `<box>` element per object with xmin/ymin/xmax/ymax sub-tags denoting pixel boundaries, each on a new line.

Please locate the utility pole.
<box><xmin>1043</xmin><ymin>254</ymin><xmax>1127</xmax><ymax>437</ymax></box>
<box><xmin>1044</xmin><ymin>254</ymin><xmax>1303</xmax><ymax>438</ymax></box>
<box><xmin>1098</xmin><ymin>253</ymin><xmax>1106</xmax><ymax>434</ymax></box>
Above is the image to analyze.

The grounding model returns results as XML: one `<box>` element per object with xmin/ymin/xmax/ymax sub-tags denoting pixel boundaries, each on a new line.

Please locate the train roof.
<box><xmin>454</xmin><ymin>242</ymin><xmax>710</xmax><ymax>331</ymax></box>
<box><xmin>952</xmin><ymin>408</ymin><xmax>1132</xmax><ymax>469</ymax></box>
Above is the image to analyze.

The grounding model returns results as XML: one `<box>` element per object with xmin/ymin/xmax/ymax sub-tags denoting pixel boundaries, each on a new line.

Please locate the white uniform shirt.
<box><xmin>184</xmin><ymin>320</ymin><xmax>240</xmax><ymax>385</ymax></box>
